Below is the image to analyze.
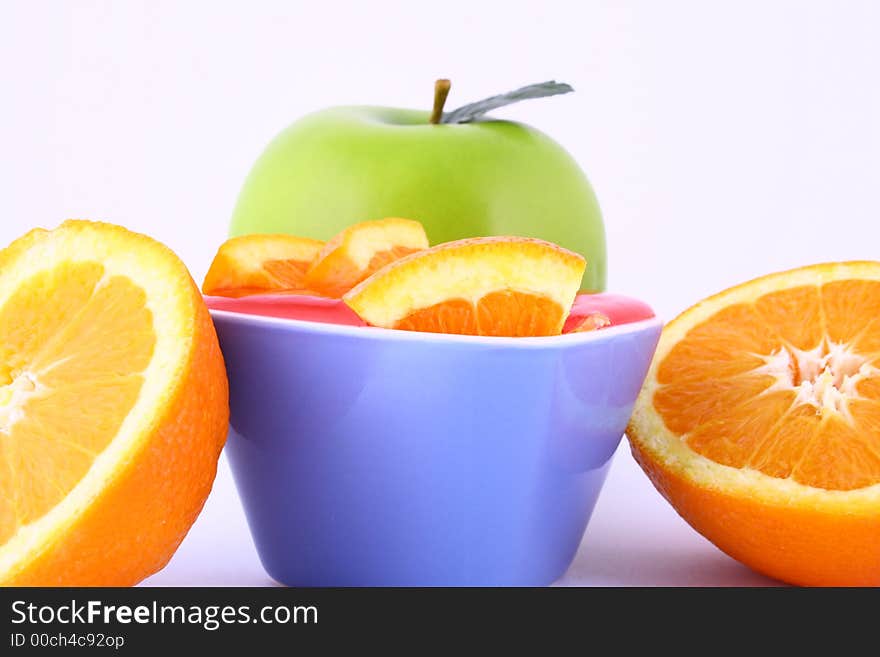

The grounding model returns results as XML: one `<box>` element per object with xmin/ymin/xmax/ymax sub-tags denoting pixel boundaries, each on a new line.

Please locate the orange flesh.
<box><xmin>569</xmin><ymin>312</ymin><xmax>611</xmax><ymax>332</ymax></box>
<box><xmin>395</xmin><ymin>298</ymin><xmax>478</xmax><ymax>335</ymax></box>
<box><xmin>261</xmin><ymin>258</ymin><xmax>313</xmax><ymax>288</ymax></box>
<box><xmin>653</xmin><ymin>281</ymin><xmax>880</xmax><ymax>491</ymax></box>
<box><xmin>308</xmin><ymin>245</ymin><xmax>422</xmax><ymax>298</ymax></box>
<box><xmin>206</xmin><ymin>257</ymin><xmax>314</xmax><ymax>297</ymax></box>
<box><xmin>367</xmin><ymin>246</ymin><xmax>421</xmax><ymax>273</ymax></box>
<box><xmin>201</xmin><ymin>234</ymin><xmax>325</xmax><ymax>297</ymax></box>
<box><xmin>394</xmin><ymin>290</ymin><xmax>565</xmax><ymax>337</ymax></box>
<box><xmin>0</xmin><ymin>263</ymin><xmax>155</xmax><ymax>544</ymax></box>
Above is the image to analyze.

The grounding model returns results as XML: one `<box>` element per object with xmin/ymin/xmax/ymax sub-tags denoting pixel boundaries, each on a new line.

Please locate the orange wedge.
<box><xmin>628</xmin><ymin>261</ymin><xmax>880</xmax><ymax>586</ymax></box>
<box><xmin>0</xmin><ymin>220</ymin><xmax>228</xmax><ymax>585</ymax></box>
<box><xmin>344</xmin><ymin>236</ymin><xmax>585</xmax><ymax>337</ymax></box>
<box><xmin>304</xmin><ymin>218</ymin><xmax>428</xmax><ymax>297</ymax></box>
<box><xmin>202</xmin><ymin>233</ymin><xmax>324</xmax><ymax>297</ymax></box>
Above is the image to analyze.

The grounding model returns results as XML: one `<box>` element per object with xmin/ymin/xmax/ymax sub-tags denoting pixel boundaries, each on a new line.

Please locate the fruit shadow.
<box><xmin>556</xmin><ymin>532</ymin><xmax>784</xmax><ymax>587</ymax></box>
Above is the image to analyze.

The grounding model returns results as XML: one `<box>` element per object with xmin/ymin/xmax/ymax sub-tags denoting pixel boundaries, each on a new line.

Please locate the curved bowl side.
<box><xmin>214</xmin><ymin>314</ymin><xmax>661</xmax><ymax>586</ymax></box>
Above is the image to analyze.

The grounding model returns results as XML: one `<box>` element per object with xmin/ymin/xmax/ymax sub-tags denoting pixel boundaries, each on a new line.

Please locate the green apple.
<box><xmin>230</xmin><ymin>81</ymin><xmax>606</xmax><ymax>290</ymax></box>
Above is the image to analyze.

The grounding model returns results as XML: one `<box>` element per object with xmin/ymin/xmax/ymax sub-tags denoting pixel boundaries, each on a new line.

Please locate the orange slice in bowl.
<box><xmin>0</xmin><ymin>220</ymin><xmax>228</xmax><ymax>585</ymax></box>
<box><xmin>627</xmin><ymin>261</ymin><xmax>880</xmax><ymax>586</ymax></box>
<box><xmin>343</xmin><ymin>236</ymin><xmax>586</xmax><ymax>337</ymax></box>
<box><xmin>566</xmin><ymin>311</ymin><xmax>611</xmax><ymax>333</ymax></box>
<box><xmin>304</xmin><ymin>218</ymin><xmax>429</xmax><ymax>297</ymax></box>
<box><xmin>202</xmin><ymin>234</ymin><xmax>324</xmax><ymax>297</ymax></box>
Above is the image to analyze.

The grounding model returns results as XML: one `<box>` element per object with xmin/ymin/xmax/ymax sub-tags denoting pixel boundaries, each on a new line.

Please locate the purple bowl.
<box><xmin>211</xmin><ymin>311</ymin><xmax>661</xmax><ymax>586</ymax></box>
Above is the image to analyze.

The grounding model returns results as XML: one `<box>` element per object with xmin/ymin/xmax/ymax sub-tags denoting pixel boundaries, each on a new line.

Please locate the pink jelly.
<box><xmin>205</xmin><ymin>291</ymin><xmax>654</xmax><ymax>333</ymax></box>
<box><xmin>205</xmin><ymin>293</ymin><xmax>366</xmax><ymax>326</ymax></box>
<box><xmin>562</xmin><ymin>293</ymin><xmax>655</xmax><ymax>333</ymax></box>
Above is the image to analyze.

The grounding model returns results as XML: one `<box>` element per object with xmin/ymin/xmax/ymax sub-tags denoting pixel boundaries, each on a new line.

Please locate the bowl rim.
<box><xmin>208</xmin><ymin>308</ymin><xmax>663</xmax><ymax>350</ymax></box>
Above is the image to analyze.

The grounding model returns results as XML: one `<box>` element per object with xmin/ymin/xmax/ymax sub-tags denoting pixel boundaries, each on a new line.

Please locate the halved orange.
<box><xmin>0</xmin><ymin>220</ymin><xmax>228</xmax><ymax>585</ymax></box>
<box><xmin>344</xmin><ymin>236</ymin><xmax>585</xmax><ymax>337</ymax></box>
<box><xmin>304</xmin><ymin>218</ymin><xmax>429</xmax><ymax>297</ymax></box>
<box><xmin>202</xmin><ymin>233</ymin><xmax>324</xmax><ymax>297</ymax></box>
<box><xmin>628</xmin><ymin>261</ymin><xmax>880</xmax><ymax>586</ymax></box>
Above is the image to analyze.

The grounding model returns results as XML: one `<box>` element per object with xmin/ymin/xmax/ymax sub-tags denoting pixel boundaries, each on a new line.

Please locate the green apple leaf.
<box><xmin>441</xmin><ymin>81</ymin><xmax>574</xmax><ymax>124</ymax></box>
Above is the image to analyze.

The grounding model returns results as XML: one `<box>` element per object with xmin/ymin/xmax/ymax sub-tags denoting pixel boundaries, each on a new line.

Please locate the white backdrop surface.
<box><xmin>2</xmin><ymin>1</ymin><xmax>878</xmax><ymax>586</ymax></box>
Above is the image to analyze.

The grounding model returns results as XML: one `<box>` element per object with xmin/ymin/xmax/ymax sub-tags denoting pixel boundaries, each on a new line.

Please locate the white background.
<box><xmin>3</xmin><ymin>1</ymin><xmax>878</xmax><ymax>586</ymax></box>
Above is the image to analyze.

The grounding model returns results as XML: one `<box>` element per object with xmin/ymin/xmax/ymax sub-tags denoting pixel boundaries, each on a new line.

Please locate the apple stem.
<box><xmin>429</xmin><ymin>79</ymin><xmax>451</xmax><ymax>125</ymax></box>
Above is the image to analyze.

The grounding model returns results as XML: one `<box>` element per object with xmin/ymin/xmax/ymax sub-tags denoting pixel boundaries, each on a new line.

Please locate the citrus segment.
<box><xmin>0</xmin><ymin>220</ymin><xmax>228</xmax><ymax>586</ymax></box>
<box><xmin>395</xmin><ymin>299</ymin><xmax>478</xmax><ymax>335</ymax></box>
<box><xmin>753</xmin><ymin>285</ymin><xmax>823</xmax><ymax>350</ymax></box>
<box><xmin>821</xmin><ymin>280</ymin><xmax>880</xmax><ymax>345</ymax></box>
<box><xmin>657</xmin><ymin>303</ymin><xmax>779</xmax><ymax>385</ymax></box>
<box><xmin>0</xmin><ymin>263</ymin><xmax>104</xmax><ymax>379</ymax></box>
<box><xmin>4</xmin><ymin>376</ymin><xmax>144</xmax><ymax>540</ymax></box>
<box><xmin>628</xmin><ymin>261</ymin><xmax>880</xmax><ymax>585</ymax></box>
<box><xmin>476</xmin><ymin>290</ymin><xmax>567</xmax><ymax>337</ymax></box>
<box><xmin>858</xmin><ymin>376</ymin><xmax>880</xmax><ymax>399</ymax></box>
<box><xmin>33</xmin><ymin>275</ymin><xmax>155</xmax><ymax>383</ymax></box>
<box><xmin>652</xmin><ymin>373</ymin><xmax>776</xmax><ymax>436</ymax></box>
<box><xmin>344</xmin><ymin>236</ymin><xmax>585</xmax><ymax>337</ymax></box>
<box><xmin>567</xmin><ymin>312</ymin><xmax>611</xmax><ymax>333</ymax></box>
<box><xmin>202</xmin><ymin>233</ymin><xmax>324</xmax><ymax>296</ymax></box>
<box><xmin>792</xmin><ymin>414</ymin><xmax>880</xmax><ymax>491</ymax></box>
<box><xmin>682</xmin><ymin>390</ymin><xmax>796</xmax><ymax>469</ymax></box>
<box><xmin>304</xmin><ymin>218</ymin><xmax>428</xmax><ymax>297</ymax></box>
<box><xmin>745</xmin><ymin>402</ymin><xmax>821</xmax><ymax>480</ymax></box>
